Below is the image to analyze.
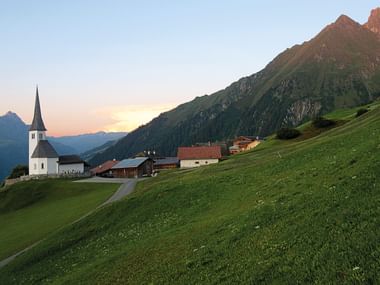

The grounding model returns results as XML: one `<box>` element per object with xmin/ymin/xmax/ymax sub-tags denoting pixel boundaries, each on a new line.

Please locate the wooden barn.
<box><xmin>111</xmin><ymin>157</ymin><xmax>153</xmax><ymax>178</ymax></box>
<box><xmin>90</xmin><ymin>159</ymin><xmax>119</xmax><ymax>177</ymax></box>
<box><xmin>154</xmin><ymin>157</ymin><xmax>179</xmax><ymax>170</ymax></box>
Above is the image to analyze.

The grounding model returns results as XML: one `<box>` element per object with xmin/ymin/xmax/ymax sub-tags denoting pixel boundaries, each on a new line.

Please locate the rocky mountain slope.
<box><xmin>90</xmin><ymin>9</ymin><xmax>380</xmax><ymax>165</ymax></box>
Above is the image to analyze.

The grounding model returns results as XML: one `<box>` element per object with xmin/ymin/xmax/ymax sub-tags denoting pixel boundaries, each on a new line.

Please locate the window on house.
<box><xmin>205</xmin><ymin>161</ymin><xmax>208</xmax><ymax>164</ymax></box>
<box><xmin>39</xmin><ymin>133</ymin><xmax>43</xmax><ymax>139</ymax></box>
<box><xmin>41</xmin><ymin>163</ymin><xmax>44</xmax><ymax>169</ymax></box>
<box><xmin>195</xmin><ymin>161</ymin><xmax>199</xmax><ymax>164</ymax></box>
<box><xmin>32</xmin><ymin>134</ymin><xmax>35</xmax><ymax>139</ymax></box>
<box><xmin>34</xmin><ymin>164</ymin><xmax>37</xmax><ymax>170</ymax></box>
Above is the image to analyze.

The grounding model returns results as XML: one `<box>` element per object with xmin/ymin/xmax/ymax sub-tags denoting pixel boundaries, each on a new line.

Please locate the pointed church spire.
<box><xmin>29</xmin><ymin>86</ymin><xmax>47</xmax><ymax>131</ymax></box>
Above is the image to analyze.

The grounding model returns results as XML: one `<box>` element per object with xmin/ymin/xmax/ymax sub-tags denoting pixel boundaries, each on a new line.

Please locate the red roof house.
<box><xmin>177</xmin><ymin>146</ymin><xmax>222</xmax><ymax>168</ymax></box>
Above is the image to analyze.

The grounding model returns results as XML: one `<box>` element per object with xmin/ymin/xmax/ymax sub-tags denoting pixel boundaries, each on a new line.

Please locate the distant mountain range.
<box><xmin>0</xmin><ymin>111</ymin><xmax>127</xmax><ymax>182</ymax></box>
<box><xmin>89</xmin><ymin>8</ymin><xmax>380</xmax><ymax>166</ymax></box>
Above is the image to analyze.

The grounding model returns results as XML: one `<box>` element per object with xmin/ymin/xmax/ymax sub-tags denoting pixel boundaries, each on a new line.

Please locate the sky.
<box><xmin>0</xmin><ymin>0</ymin><xmax>379</xmax><ymax>136</ymax></box>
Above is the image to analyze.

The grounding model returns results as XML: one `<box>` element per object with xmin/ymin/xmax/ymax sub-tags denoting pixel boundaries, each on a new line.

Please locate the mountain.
<box><xmin>89</xmin><ymin>10</ymin><xmax>380</xmax><ymax>166</ymax></box>
<box><xmin>0</xmin><ymin>112</ymin><xmax>28</xmax><ymax>182</ymax></box>
<box><xmin>364</xmin><ymin>7</ymin><xmax>380</xmax><ymax>35</ymax></box>
<box><xmin>0</xmin><ymin>112</ymin><xmax>127</xmax><ymax>182</ymax></box>
<box><xmin>48</xmin><ymin>132</ymin><xmax>127</xmax><ymax>154</ymax></box>
<box><xmin>80</xmin><ymin>140</ymin><xmax>119</xmax><ymax>163</ymax></box>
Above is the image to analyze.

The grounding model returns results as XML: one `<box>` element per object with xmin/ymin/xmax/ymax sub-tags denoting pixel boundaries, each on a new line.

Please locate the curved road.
<box><xmin>0</xmin><ymin>178</ymin><xmax>140</xmax><ymax>269</ymax></box>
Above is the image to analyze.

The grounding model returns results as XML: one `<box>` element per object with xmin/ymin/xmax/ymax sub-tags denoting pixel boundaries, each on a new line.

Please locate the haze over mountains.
<box><xmin>0</xmin><ymin>111</ymin><xmax>127</xmax><ymax>181</ymax></box>
<box><xmin>89</xmin><ymin>8</ymin><xmax>380</xmax><ymax>166</ymax></box>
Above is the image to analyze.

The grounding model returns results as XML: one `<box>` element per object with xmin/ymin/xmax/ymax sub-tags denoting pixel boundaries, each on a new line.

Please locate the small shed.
<box><xmin>154</xmin><ymin>157</ymin><xmax>179</xmax><ymax>170</ymax></box>
<box><xmin>112</xmin><ymin>157</ymin><xmax>153</xmax><ymax>178</ymax></box>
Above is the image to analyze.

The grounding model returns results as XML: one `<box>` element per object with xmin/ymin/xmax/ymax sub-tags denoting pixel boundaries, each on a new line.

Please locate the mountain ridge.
<box><xmin>89</xmin><ymin>9</ymin><xmax>380</xmax><ymax>165</ymax></box>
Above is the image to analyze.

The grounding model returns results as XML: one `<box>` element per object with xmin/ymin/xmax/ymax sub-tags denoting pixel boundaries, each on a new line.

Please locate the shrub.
<box><xmin>8</xmin><ymin>165</ymin><xmax>29</xmax><ymax>179</ymax></box>
<box><xmin>276</xmin><ymin>128</ymin><xmax>301</xmax><ymax>140</ymax></box>
<box><xmin>356</xmin><ymin>108</ymin><xmax>369</xmax><ymax>117</ymax></box>
<box><xmin>312</xmin><ymin>116</ymin><xmax>335</xmax><ymax>128</ymax></box>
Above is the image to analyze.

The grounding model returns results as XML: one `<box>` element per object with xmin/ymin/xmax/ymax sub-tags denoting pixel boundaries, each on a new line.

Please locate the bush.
<box><xmin>356</xmin><ymin>108</ymin><xmax>369</xmax><ymax>117</ymax></box>
<box><xmin>8</xmin><ymin>165</ymin><xmax>28</xmax><ymax>179</ymax></box>
<box><xmin>276</xmin><ymin>128</ymin><xmax>301</xmax><ymax>140</ymax></box>
<box><xmin>312</xmin><ymin>116</ymin><xmax>336</xmax><ymax>128</ymax></box>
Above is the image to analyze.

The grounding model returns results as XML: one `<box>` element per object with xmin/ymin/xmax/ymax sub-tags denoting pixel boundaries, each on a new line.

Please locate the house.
<box><xmin>177</xmin><ymin>146</ymin><xmax>222</xmax><ymax>168</ymax></box>
<box><xmin>28</xmin><ymin>87</ymin><xmax>88</xmax><ymax>176</ymax></box>
<box><xmin>229</xmin><ymin>136</ymin><xmax>262</xmax><ymax>154</ymax></box>
<box><xmin>154</xmin><ymin>157</ymin><xmax>179</xmax><ymax>170</ymax></box>
<box><xmin>58</xmin><ymin>155</ymin><xmax>90</xmax><ymax>175</ymax></box>
<box><xmin>91</xmin><ymin>159</ymin><xmax>119</xmax><ymax>177</ymax></box>
<box><xmin>111</xmin><ymin>157</ymin><xmax>153</xmax><ymax>178</ymax></box>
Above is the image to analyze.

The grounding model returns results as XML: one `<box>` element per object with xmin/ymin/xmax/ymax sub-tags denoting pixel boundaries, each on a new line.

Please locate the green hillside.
<box><xmin>0</xmin><ymin>180</ymin><xmax>119</xmax><ymax>261</ymax></box>
<box><xmin>90</xmin><ymin>12</ymin><xmax>380</xmax><ymax>165</ymax></box>
<box><xmin>1</xmin><ymin>103</ymin><xmax>379</xmax><ymax>284</ymax></box>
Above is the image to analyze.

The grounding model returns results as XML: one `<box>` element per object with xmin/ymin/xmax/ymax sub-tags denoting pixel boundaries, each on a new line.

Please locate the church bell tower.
<box><xmin>29</xmin><ymin>86</ymin><xmax>47</xmax><ymax>172</ymax></box>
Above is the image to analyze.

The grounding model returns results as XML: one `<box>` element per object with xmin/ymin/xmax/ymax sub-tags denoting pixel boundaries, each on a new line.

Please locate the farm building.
<box><xmin>111</xmin><ymin>157</ymin><xmax>153</xmax><ymax>178</ymax></box>
<box><xmin>154</xmin><ymin>157</ymin><xmax>179</xmax><ymax>170</ymax></box>
<box><xmin>177</xmin><ymin>146</ymin><xmax>222</xmax><ymax>168</ymax></box>
<box><xmin>57</xmin><ymin>155</ymin><xmax>89</xmax><ymax>175</ymax></box>
<box><xmin>90</xmin><ymin>159</ymin><xmax>119</xmax><ymax>177</ymax></box>
<box><xmin>229</xmin><ymin>136</ymin><xmax>262</xmax><ymax>154</ymax></box>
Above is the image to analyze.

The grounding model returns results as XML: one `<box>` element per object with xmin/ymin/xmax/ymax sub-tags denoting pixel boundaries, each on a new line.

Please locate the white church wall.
<box><xmin>29</xmin><ymin>157</ymin><xmax>58</xmax><ymax>175</ymax></box>
<box><xmin>47</xmin><ymin>158</ymin><xmax>58</xmax><ymax>174</ymax></box>
<box><xmin>58</xmin><ymin>163</ymin><xmax>84</xmax><ymax>175</ymax></box>
<box><xmin>29</xmin><ymin>158</ymin><xmax>40</xmax><ymax>175</ymax></box>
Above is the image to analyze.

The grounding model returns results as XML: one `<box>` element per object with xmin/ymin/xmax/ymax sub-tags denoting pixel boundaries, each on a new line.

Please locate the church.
<box><xmin>29</xmin><ymin>87</ymin><xmax>88</xmax><ymax>176</ymax></box>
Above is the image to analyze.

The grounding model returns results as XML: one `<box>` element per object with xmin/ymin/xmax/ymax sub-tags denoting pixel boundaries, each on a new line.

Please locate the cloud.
<box><xmin>95</xmin><ymin>103</ymin><xmax>177</xmax><ymax>132</ymax></box>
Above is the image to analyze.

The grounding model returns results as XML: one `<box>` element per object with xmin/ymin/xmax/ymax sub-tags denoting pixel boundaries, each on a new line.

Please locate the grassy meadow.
<box><xmin>0</xmin><ymin>180</ymin><xmax>119</xmax><ymax>261</ymax></box>
<box><xmin>0</xmin><ymin>104</ymin><xmax>379</xmax><ymax>284</ymax></box>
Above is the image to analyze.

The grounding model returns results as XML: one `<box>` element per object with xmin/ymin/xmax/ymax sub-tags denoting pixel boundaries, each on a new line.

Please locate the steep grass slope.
<box><xmin>0</xmin><ymin>180</ymin><xmax>119</xmax><ymax>260</ymax></box>
<box><xmin>1</xmin><ymin>106</ymin><xmax>380</xmax><ymax>284</ymax></box>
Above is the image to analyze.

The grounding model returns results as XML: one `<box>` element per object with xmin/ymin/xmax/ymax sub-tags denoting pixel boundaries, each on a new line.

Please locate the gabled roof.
<box><xmin>31</xmin><ymin>140</ymin><xmax>58</xmax><ymax>158</ymax></box>
<box><xmin>58</xmin><ymin>155</ymin><xmax>87</xmax><ymax>165</ymax></box>
<box><xmin>91</xmin><ymin>160</ymin><xmax>120</xmax><ymax>174</ymax></box>
<box><xmin>30</xmin><ymin>87</ymin><xmax>47</xmax><ymax>131</ymax></box>
<box><xmin>177</xmin><ymin>146</ymin><xmax>222</xmax><ymax>160</ymax></box>
<box><xmin>112</xmin><ymin>157</ymin><xmax>150</xmax><ymax>169</ymax></box>
<box><xmin>154</xmin><ymin>157</ymin><xmax>179</xmax><ymax>166</ymax></box>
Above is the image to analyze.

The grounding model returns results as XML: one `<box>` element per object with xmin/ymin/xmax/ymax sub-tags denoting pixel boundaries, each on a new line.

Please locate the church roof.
<box><xmin>29</xmin><ymin>87</ymin><xmax>47</xmax><ymax>131</ymax></box>
<box><xmin>31</xmin><ymin>140</ymin><xmax>58</xmax><ymax>158</ymax></box>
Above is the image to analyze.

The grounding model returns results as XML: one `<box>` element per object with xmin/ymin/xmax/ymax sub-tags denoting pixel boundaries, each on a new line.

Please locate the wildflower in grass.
<box><xmin>353</xmin><ymin>266</ymin><xmax>360</xmax><ymax>271</ymax></box>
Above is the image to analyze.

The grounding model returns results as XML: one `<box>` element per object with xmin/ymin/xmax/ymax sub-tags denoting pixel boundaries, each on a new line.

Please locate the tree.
<box><xmin>8</xmin><ymin>165</ymin><xmax>28</xmax><ymax>179</ymax></box>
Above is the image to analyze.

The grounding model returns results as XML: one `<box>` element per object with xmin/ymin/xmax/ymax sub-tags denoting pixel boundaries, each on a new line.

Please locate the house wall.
<box><xmin>58</xmin><ymin>163</ymin><xmax>84</xmax><ymax>175</ymax></box>
<box><xmin>180</xmin><ymin>159</ymin><xmax>219</xmax><ymax>168</ymax></box>
<box><xmin>154</xmin><ymin>163</ymin><xmax>178</xmax><ymax>170</ymax></box>
<box><xmin>247</xmin><ymin>140</ymin><xmax>261</xmax><ymax>150</ymax></box>
<box><xmin>113</xmin><ymin>168</ymin><xmax>138</xmax><ymax>178</ymax></box>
